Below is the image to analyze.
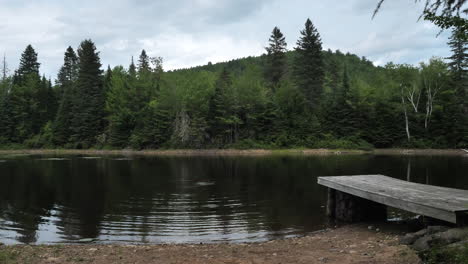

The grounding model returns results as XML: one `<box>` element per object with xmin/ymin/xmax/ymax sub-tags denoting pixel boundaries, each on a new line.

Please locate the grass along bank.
<box><xmin>0</xmin><ymin>148</ymin><xmax>466</xmax><ymax>157</ymax></box>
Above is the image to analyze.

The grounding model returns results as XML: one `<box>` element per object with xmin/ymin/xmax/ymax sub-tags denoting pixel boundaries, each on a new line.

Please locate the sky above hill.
<box><xmin>0</xmin><ymin>0</ymin><xmax>452</xmax><ymax>79</ymax></box>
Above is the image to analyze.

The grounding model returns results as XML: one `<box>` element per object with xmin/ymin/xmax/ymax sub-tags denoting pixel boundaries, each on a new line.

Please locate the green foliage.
<box><xmin>423</xmin><ymin>243</ymin><xmax>468</xmax><ymax>264</ymax></box>
<box><xmin>24</xmin><ymin>121</ymin><xmax>54</xmax><ymax>148</ymax></box>
<box><xmin>208</xmin><ymin>68</ymin><xmax>238</xmax><ymax>145</ymax></box>
<box><xmin>13</xmin><ymin>44</ymin><xmax>40</xmax><ymax>86</ymax></box>
<box><xmin>56</xmin><ymin>46</ymin><xmax>78</xmax><ymax>90</ymax></box>
<box><xmin>106</xmin><ymin>66</ymin><xmax>137</xmax><ymax>147</ymax></box>
<box><xmin>0</xmin><ymin>18</ymin><xmax>466</xmax><ymax>151</ymax></box>
<box><xmin>313</xmin><ymin>134</ymin><xmax>374</xmax><ymax>150</ymax></box>
<box><xmin>424</xmin><ymin>11</ymin><xmax>467</xmax><ymax>41</ymax></box>
<box><xmin>69</xmin><ymin>39</ymin><xmax>104</xmax><ymax>148</ymax></box>
<box><xmin>293</xmin><ymin>18</ymin><xmax>324</xmax><ymax>110</ymax></box>
<box><xmin>265</xmin><ymin>26</ymin><xmax>287</xmax><ymax>88</ymax></box>
<box><xmin>0</xmin><ymin>248</ymin><xmax>18</xmax><ymax>264</ymax></box>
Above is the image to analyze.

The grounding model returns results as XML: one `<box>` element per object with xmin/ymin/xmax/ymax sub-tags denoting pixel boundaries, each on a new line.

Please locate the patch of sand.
<box><xmin>1</xmin><ymin>225</ymin><xmax>420</xmax><ymax>264</ymax></box>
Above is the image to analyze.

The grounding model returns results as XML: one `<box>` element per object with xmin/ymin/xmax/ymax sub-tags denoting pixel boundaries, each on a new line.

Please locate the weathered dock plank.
<box><xmin>318</xmin><ymin>175</ymin><xmax>468</xmax><ymax>224</ymax></box>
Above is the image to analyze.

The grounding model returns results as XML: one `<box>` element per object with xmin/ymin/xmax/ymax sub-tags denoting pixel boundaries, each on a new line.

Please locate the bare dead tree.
<box><xmin>1</xmin><ymin>54</ymin><xmax>8</xmax><ymax>81</ymax></box>
<box><xmin>405</xmin><ymin>82</ymin><xmax>422</xmax><ymax>113</ymax></box>
<box><xmin>422</xmin><ymin>72</ymin><xmax>444</xmax><ymax>129</ymax></box>
<box><xmin>400</xmin><ymin>84</ymin><xmax>412</xmax><ymax>141</ymax></box>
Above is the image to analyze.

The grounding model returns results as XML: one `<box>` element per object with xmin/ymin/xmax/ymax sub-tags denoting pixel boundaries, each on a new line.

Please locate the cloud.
<box><xmin>0</xmin><ymin>0</ymin><xmax>451</xmax><ymax>79</ymax></box>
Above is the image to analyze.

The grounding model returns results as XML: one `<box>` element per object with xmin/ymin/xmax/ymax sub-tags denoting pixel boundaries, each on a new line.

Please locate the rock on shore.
<box><xmin>400</xmin><ymin>226</ymin><xmax>468</xmax><ymax>264</ymax></box>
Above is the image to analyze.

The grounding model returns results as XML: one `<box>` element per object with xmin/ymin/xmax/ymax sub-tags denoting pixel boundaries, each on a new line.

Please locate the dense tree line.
<box><xmin>0</xmin><ymin>18</ymin><xmax>466</xmax><ymax>150</ymax></box>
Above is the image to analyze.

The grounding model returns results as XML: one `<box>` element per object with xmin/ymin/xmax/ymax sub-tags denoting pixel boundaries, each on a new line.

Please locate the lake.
<box><xmin>0</xmin><ymin>153</ymin><xmax>467</xmax><ymax>244</ymax></box>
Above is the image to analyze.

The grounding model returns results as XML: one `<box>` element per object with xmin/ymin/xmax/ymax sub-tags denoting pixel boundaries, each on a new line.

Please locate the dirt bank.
<box><xmin>0</xmin><ymin>148</ymin><xmax>465</xmax><ymax>157</ymax></box>
<box><xmin>0</xmin><ymin>225</ymin><xmax>420</xmax><ymax>264</ymax></box>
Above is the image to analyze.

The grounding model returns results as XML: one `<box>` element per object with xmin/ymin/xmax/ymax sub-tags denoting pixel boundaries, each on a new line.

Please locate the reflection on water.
<box><xmin>0</xmin><ymin>154</ymin><xmax>467</xmax><ymax>244</ymax></box>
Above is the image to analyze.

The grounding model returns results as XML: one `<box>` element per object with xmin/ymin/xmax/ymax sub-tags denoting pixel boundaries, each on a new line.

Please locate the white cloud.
<box><xmin>0</xmin><ymin>0</ymin><xmax>452</xmax><ymax>79</ymax></box>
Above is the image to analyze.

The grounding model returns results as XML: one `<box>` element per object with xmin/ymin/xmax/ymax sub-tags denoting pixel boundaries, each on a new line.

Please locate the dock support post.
<box><xmin>328</xmin><ymin>189</ymin><xmax>387</xmax><ymax>222</ymax></box>
<box><xmin>327</xmin><ymin>189</ymin><xmax>336</xmax><ymax>218</ymax></box>
<box><xmin>456</xmin><ymin>212</ymin><xmax>468</xmax><ymax>227</ymax></box>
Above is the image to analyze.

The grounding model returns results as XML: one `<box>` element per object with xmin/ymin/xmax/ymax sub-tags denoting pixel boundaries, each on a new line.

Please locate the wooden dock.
<box><xmin>318</xmin><ymin>175</ymin><xmax>468</xmax><ymax>225</ymax></box>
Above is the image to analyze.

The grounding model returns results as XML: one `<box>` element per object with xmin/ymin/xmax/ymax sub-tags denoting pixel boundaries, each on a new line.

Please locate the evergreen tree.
<box><xmin>70</xmin><ymin>39</ymin><xmax>104</xmax><ymax>148</ymax></box>
<box><xmin>447</xmin><ymin>24</ymin><xmax>468</xmax><ymax>98</ymax></box>
<box><xmin>56</xmin><ymin>46</ymin><xmax>78</xmax><ymax>89</ymax></box>
<box><xmin>446</xmin><ymin>23</ymin><xmax>468</xmax><ymax>146</ymax></box>
<box><xmin>106</xmin><ymin>66</ymin><xmax>136</xmax><ymax>147</ymax></box>
<box><xmin>53</xmin><ymin>47</ymin><xmax>79</xmax><ymax>146</ymax></box>
<box><xmin>13</xmin><ymin>45</ymin><xmax>40</xmax><ymax>86</ymax></box>
<box><xmin>53</xmin><ymin>84</ymin><xmax>74</xmax><ymax>145</ymax></box>
<box><xmin>293</xmin><ymin>18</ymin><xmax>324</xmax><ymax>110</ymax></box>
<box><xmin>0</xmin><ymin>92</ymin><xmax>15</xmax><ymax>142</ymax></box>
<box><xmin>129</xmin><ymin>57</ymin><xmax>137</xmax><ymax>78</ymax></box>
<box><xmin>103</xmin><ymin>65</ymin><xmax>113</xmax><ymax>94</ymax></box>
<box><xmin>138</xmin><ymin>50</ymin><xmax>150</xmax><ymax>74</ymax></box>
<box><xmin>265</xmin><ymin>27</ymin><xmax>287</xmax><ymax>88</ymax></box>
<box><xmin>326</xmin><ymin>65</ymin><xmax>361</xmax><ymax>137</ymax></box>
<box><xmin>35</xmin><ymin>76</ymin><xmax>57</xmax><ymax>130</ymax></box>
<box><xmin>4</xmin><ymin>45</ymin><xmax>43</xmax><ymax>142</ymax></box>
<box><xmin>208</xmin><ymin>68</ymin><xmax>236</xmax><ymax>144</ymax></box>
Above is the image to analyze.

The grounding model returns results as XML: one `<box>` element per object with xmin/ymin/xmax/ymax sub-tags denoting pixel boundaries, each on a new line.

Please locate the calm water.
<box><xmin>0</xmin><ymin>153</ymin><xmax>467</xmax><ymax>245</ymax></box>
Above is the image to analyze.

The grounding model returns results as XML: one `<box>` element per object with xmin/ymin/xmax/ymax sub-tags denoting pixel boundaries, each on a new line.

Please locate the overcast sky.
<box><xmin>0</xmin><ymin>0</ymin><xmax>453</xmax><ymax>79</ymax></box>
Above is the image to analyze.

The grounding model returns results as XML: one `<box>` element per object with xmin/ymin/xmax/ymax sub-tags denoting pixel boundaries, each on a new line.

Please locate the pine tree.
<box><xmin>207</xmin><ymin>68</ymin><xmax>238</xmax><ymax>145</ymax></box>
<box><xmin>56</xmin><ymin>47</ymin><xmax>78</xmax><ymax>88</ymax></box>
<box><xmin>13</xmin><ymin>45</ymin><xmax>40</xmax><ymax>86</ymax></box>
<box><xmin>106</xmin><ymin>66</ymin><xmax>136</xmax><ymax>147</ymax></box>
<box><xmin>447</xmin><ymin>24</ymin><xmax>468</xmax><ymax>99</ymax></box>
<box><xmin>326</xmin><ymin>65</ymin><xmax>361</xmax><ymax>137</ymax></box>
<box><xmin>4</xmin><ymin>45</ymin><xmax>43</xmax><ymax>142</ymax></box>
<box><xmin>52</xmin><ymin>47</ymin><xmax>80</xmax><ymax>146</ymax></box>
<box><xmin>70</xmin><ymin>39</ymin><xmax>104</xmax><ymax>148</ymax></box>
<box><xmin>265</xmin><ymin>27</ymin><xmax>287</xmax><ymax>88</ymax></box>
<box><xmin>293</xmin><ymin>18</ymin><xmax>324</xmax><ymax>110</ymax></box>
<box><xmin>446</xmin><ymin>24</ymin><xmax>468</xmax><ymax>146</ymax></box>
<box><xmin>129</xmin><ymin>57</ymin><xmax>137</xmax><ymax>78</ymax></box>
<box><xmin>103</xmin><ymin>65</ymin><xmax>113</xmax><ymax>94</ymax></box>
<box><xmin>0</xmin><ymin>93</ymin><xmax>15</xmax><ymax>142</ymax></box>
<box><xmin>53</xmin><ymin>84</ymin><xmax>74</xmax><ymax>146</ymax></box>
<box><xmin>35</xmin><ymin>76</ymin><xmax>56</xmax><ymax>130</ymax></box>
<box><xmin>138</xmin><ymin>50</ymin><xmax>150</xmax><ymax>74</ymax></box>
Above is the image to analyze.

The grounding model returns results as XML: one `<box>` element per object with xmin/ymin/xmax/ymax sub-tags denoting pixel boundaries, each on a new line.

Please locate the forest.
<box><xmin>0</xmin><ymin>16</ymin><xmax>466</xmax><ymax>150</ymax></box>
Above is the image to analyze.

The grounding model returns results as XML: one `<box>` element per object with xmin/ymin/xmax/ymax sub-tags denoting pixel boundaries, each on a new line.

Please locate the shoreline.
<box><xmin>0</xmin><ymin>148</ymin><xmax>466</xmax><ymax>157</ymax></box>
<box><xmin>0</xmin><ymin>224</ymin><xmax>421</xmax><ymax>264</ymax></box>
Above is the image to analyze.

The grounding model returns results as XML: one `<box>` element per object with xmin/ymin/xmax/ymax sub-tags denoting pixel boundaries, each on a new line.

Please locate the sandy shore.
<box><xmin>0</xmin><ymin>225</ymin><xmax>420</xmax><ymax>264</ymax></box>
<box><xmin>0</xmin><ymin>148</ymin><xmax>465</xmax><ymax>157</ymax></box>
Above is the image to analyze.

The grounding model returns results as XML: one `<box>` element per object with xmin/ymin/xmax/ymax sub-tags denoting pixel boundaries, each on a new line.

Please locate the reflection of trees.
<box><xmin>0</xmin><ymin>157</ymin><xmax>56</xmax><ymax>243</ymax></box>
<box><xmin>0</xmin><ymin>154</ymin><xmax>467</xmax><ymax>244</ymax></box>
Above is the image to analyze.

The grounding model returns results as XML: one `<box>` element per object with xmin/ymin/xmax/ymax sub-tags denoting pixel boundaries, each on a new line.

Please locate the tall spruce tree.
<box><xmin>0</xmin><ymin>91</ymin><xmax>15</xmax><ymax>142</ymax></box>
<box><xmin>13</xmin><ymin>45</ymin><xmax>40</xmax><ymax>86</ymax></box>
<box><xmin>293</xmin><ymin>18</ymin><xmax>324</xmax><ymax>110</ymax></box>
<box><xmin>5</xmin><ymin>45</ymin><xmax>43</xmax><ymax>142</ymax></box>
<box><xmin>102</xmin><ymin>65</ymin><xmax>113</xmax><ymax>96</ymax></box>
<box><xmin>138</xmin><ymin>50</ymin><xmax>150</xmax><ymax>74</ymax></box>
<box><xmin>208</xmin><ymin>68</ymin><xmax>235</xmax><ymax>144</ymax></box>
<box><xmin>70</xmin><ymin>39</ymin><xmax>104</xmax><ymax>148</ymax></box>
<box><xmin>129</xmin><ymin>57</ymin><xmax>137</xmax><ymax>78</ymax></box>
<box><xmin>446</xmin><ymin>23</ymin><xmax>468</xmax><ymax>146</ymax></box>
<box><xmin>35</xmin><ymin>76</ymin><xmax>56</xmax><ymax>130</ymax></box>
<box><xmin>265</xmin><ymin>27</ymin><xmax>287</xmax><ymax>88</ymax></box>
<box><xmin>447</xmin><ymin>24</ymin><xmax>468</xmax><ymax>97</ymax></box>
<box><xmin>56</xmin><ymin>47</ymin><xmax>78</xmax><ymax>87</ymax></box>
<box><xmin>53</xmin><ymin>47</ymin><xmax>79</xmax><ymax>145</ymax></box>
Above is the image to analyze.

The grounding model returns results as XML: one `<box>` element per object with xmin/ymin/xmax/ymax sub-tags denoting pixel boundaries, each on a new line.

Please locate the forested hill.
<box><xmin>173</xmin><ymin>50</ymin><xmax>381</xmax><ymax>86</ymax></box>
<box><xmin>0</xmin><ymin>19</ymin><xmax>466</xmax><ymax>150</ymax></box>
